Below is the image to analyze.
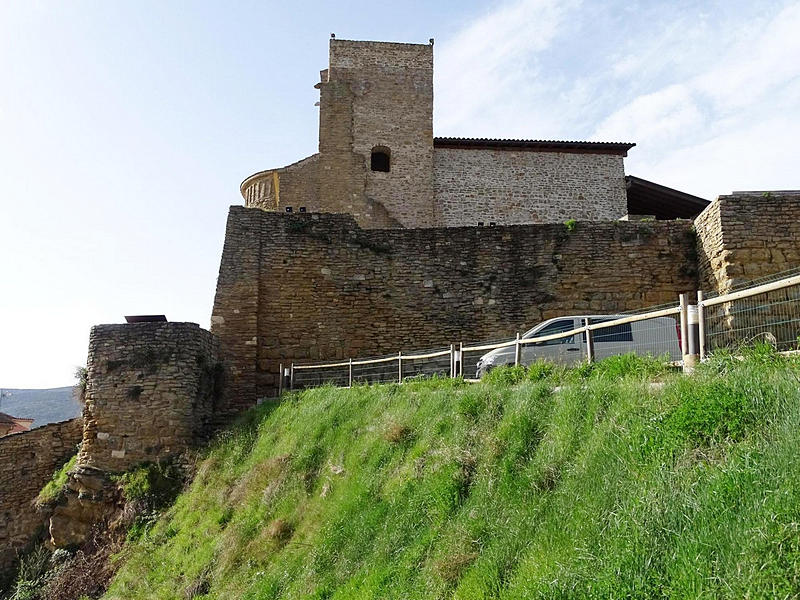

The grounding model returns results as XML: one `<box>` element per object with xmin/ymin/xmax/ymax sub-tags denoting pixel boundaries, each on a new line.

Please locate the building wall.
<box><xmin>240</xmin><ymin>39</ymin><xmax>636</xmax><ymax>230</ymax></box>
<box><xmin>695</xmin><ymin>192</ymin><xmax>800</xmax><ymax>293</ymax></box>
<box><xmin>433</xmin><ymin>148</ymin><xmax>628</xmax><ymax>226</ymax></box>
<box><xmin>211</xmin><ymin>207</ymin><xmax>698</xmax><ymax>403</ymax></box>
<box><xmin>317</xmin><ymin>39</ymin><xmax>435</xmax><ymax>229</ymax></box>
<box><xmin>0</xmin><ymin>418</ymin><xmax>83</xmax><ymax>573</ymax></box>
<box><xmin>242</xmin><ymin>154</ymin><xmax>319</xmax><ymax>213</ymax></box>
<box><xmin>77</xmin><ymin>322</ymin><xmax>220</xmax><ymax>473</ymax></box>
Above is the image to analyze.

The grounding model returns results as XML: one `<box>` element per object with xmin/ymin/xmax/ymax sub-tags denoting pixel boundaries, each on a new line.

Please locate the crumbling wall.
<box><xmin>46</xmin><ymin>322</ymin><xmax>221</xmax><ymax>550</ymax></box>
<box><xmin>695</xmin><ymin>191</ymin><xmax>800</xmax><ymax>293</ymax></box>
<box><xmin>434</xmin><ymin>148</ymin><xmax>627</xmax><ymax>226</ymax></box>
<box><xmin>77</xmin><ymin>322</ymin><xmax>220</xmax><ymax>473</ymax></box>
<box><xmin>211</xmin><ymin>208</ymin><xmax>698</xmax><ymax>404</ymax></box>
<box><xmin>0</xmin><ymin>418</ymin><xmax>82</xmax><ymax>573</ymax></box>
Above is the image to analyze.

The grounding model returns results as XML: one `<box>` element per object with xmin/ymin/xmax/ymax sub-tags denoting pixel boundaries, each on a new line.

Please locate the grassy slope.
<box><xmin>104</xmin><ymin>352</ymin><xmax>800</xmax><ymax>599</ymax></box>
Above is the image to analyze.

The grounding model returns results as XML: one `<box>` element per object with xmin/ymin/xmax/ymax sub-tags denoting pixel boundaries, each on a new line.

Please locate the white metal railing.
<box><xmin>280</xmin><ymin>271</ymin><xmax>800</xmax><ymax>393</ymax></box>
<box><xmin>699</xmin><ymin>272</ymin><xmax>800</xmax><ymax>359</ymax></box>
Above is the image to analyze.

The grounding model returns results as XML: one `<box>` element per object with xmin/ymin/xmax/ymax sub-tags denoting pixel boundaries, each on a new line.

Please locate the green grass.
<box><xmin>103</xmin><ymin>352</ymin><xmax>800</xmax><ymax>599</ymax></box>
<box><xmin>36</xmin><ymin>455</ymin><xmax>77</xmax><ymax>507</ymax></box>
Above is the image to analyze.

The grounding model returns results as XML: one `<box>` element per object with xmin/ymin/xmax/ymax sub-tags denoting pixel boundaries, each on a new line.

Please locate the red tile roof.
<box><xmin>0</xmin><ymin>412</ymin><xmax>34</xmax><ymax>436</ymax></box>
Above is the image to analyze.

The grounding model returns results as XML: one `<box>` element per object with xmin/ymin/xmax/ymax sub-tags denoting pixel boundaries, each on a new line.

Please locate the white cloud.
<box><xmin>435</xmin><ymin>0</ymin><xmax>580</xmax><ymax>135</ymax></box>
<box><xmin>435</xmin><ymin>0</ymin><xmax>800</xmax><ymax>198</ymax></box>
<box><xmin>592</xmin><ymin>84</ymin><xmax>703</xmax><ymax>146</ymax></box>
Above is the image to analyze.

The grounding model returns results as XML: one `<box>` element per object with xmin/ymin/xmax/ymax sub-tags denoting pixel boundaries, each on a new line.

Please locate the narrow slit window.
<box><xmin>371</xmin><ymin>147</ymin><xmax>390</xmax><ymax>172</ymax></box>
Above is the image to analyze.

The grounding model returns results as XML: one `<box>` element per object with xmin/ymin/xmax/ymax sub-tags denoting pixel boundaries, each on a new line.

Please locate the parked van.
<box><xmin>475</xmin><ymin>315</ymin><xmax>681</xmax><ymax>378</ymax></box>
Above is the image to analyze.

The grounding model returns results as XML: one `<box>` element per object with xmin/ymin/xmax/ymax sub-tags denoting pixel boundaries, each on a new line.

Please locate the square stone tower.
<box><xmin>317</xmin><ymin>38</ymin><xmax>435</xmax><ymax>228</ymax></box>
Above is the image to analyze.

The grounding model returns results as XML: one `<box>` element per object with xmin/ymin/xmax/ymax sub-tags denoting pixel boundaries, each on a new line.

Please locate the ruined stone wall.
<box><xmin>317</xmin><ymin>39</ymin><xmax>435</xmax><ymax>229</ymax></box>
<box><xmin>694</xmin><ymin>195</ymin><xmax>725</xmax><ymax>293</ymax></box>
<box><xmin>695</xmin><ymin>192</ymin><xmax>800</xmax><ymax>293</ymax></box>
<box><xmin>433</xmin><ymin>148</ymin><xmax>628</xmax><ymax>226</ymax></box>
<box><xmin>242</xmin><ymin>154</ymin><xmax>319</xmax><ymax>212</ymax></box>
<box><xmin>211</xmin><ymin>207</ymin><xmax>697</xmax><ymax>403</ymax></box>
<box><xmin>78</xmin><ymin>322</ymin><xmax>220</xmax><ymax>474</ymax></box>
<box><xmin>0</xmin><ymin>418</ymin><xmax>82</xmax><ymax>573</ymax></box>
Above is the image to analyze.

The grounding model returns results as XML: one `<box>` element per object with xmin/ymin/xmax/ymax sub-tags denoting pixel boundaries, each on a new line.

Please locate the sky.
<box><xmin>1</xmin><ymin>0</ymin><xmax>798</xmax><ymax>388</ymax></box>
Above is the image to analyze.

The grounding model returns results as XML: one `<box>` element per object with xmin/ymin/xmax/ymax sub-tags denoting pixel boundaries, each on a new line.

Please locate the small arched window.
<box><xmin>371</xmin><ymin>146</ymin><xmax>390</xmax><ymax>172</ymax></box>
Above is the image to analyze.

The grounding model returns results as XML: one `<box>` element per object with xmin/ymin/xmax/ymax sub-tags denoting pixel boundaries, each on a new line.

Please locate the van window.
<box><xmin>532</xmin><ymin>320</ymin><xmax>575</xmax><ymax>345</ymax></box>
<box><xmin>590</xmin><ymin>318</ymin><xmax>633</xmax><ymax>343</ymax></box>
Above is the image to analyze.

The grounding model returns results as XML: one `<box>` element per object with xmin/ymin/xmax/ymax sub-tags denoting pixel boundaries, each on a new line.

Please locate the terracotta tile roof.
<box><xmin>0</xmin><ymin>412</ymin><xmax>34</xmax><ymax>436</ymax></box>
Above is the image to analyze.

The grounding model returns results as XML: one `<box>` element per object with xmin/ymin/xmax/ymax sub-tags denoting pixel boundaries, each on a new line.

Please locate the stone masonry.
<box><xmin>241</xmin><ymin>38</ymin><xmax>633</xmax><ymax>228</ymax></box>
<box><xmin>695</xmin><ymin>191</ymin><xmax>800</xmax><ymax>294</ymax></box>
<box><xmin>0</xmin><ymin>418</ymin><xmax>83</xmax><ymax>573</ymax></box>
<box><xmin>693</xmin><ymin>191</ymin><xmax>800</xmax><ymax>352</ymax></box>
<box><xmin>321</xmin><ymin>39</ymin><xmax>436</xmax><ymax>228</ymax></box>
<box><xmin>211</xmin><ymin>207</ymin><xmax>698</xmax><ymax>404</ymax></box>
<box><xmin>45</xmin><ymin>321</ymin><xmax>221</xmax><ymax>550</ymax></box>
<box><xmin>433</xmin><ymin>146</ymin><xmax>628</xmax><ymax>226</ymax></box>
<box><xmin>77</xmin><ymin>322</ymin><xmax>220</xmax><ymax>473</ymax></box>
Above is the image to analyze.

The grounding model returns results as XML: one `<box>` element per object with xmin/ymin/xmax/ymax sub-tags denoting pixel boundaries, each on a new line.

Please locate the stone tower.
<box><xmin>316</xmin><ymin>38</ymin><xmax>435</xmax><ymax>228</ymax></box>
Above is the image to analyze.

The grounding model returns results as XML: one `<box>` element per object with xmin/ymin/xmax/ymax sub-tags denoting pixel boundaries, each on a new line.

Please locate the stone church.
<box><xmin>240</xmin><ymin>37</ymin><xmax>707</xmax><ymax>229</ymax></box>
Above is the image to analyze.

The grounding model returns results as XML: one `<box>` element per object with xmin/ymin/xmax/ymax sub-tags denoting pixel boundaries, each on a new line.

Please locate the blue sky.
<box><xmin>1</xmin><ymin>0</ymin><xmax>799</xmax><ymax>388</ymax></box>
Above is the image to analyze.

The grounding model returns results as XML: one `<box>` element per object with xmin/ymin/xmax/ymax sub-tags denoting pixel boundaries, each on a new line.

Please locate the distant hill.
<box><xmin>0</xmin><ymin>387</ymin><xmax>81</xmax><ymax>429</ymax></box>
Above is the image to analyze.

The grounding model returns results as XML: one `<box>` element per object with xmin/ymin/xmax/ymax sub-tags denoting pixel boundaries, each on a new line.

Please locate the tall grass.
<box><xmin>103</xmin><ymin>353</ymin><xmax>800</xmax><ymax>599</ymax></box>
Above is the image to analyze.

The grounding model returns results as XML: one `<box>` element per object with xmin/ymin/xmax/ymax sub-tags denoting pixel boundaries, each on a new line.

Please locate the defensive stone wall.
<box><xmin>695</xmin><ymin>191</ymin><xmax>800</xmax><ymax>293</ymax></box>
<box><xmin>78</xmin><ymin>322</ymin><xmax>220</xmax><ymax>473</ymax></box>
<box><xmin>0</xmin><ymin>418</ymin><xmax>82</xmax><ymax>573</ymax></box>
<box><xmin>433</xmin><ymin>148</ymin><xmax>627</xmax><ymax>226</ymax></box>
<box><xmin>211</xmin><ymin>207</ymin><xmax>698</xmax><ymax>404</ymax></box>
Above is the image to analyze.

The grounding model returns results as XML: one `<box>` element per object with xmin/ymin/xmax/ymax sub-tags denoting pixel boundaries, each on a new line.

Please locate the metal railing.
<box><xmin>281</xmin><ymin>271</ymin><xmax>800</xmax><ymax>393</ymax></box>
<box><xmin>699</xmin><ymin>273</ymin><xmax>800</xmax><ymax>358</ymax></box>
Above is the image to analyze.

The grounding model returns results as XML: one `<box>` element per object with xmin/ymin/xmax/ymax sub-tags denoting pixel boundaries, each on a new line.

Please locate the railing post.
<box><xmin>458</xmin><ymin>342</ymin><xmax>463</xmax><ymax>378</ymax></box>
<box><xmin>583</xmin><ymin>318</ymin><xmax>594</xmax><ymax>363</ymax></box>
<box><xmin>686</xmin><ymin>297</ymin><xmax>700</xmax><ymax>372</ymax></box>
<box><xmin>449</xmin><ymin>344</ymin><xmax>455</xmax><ymax>378</ymax></box>
<box><xmin>697</xmin><ymin>290</ymin><xmax>706</xmax><ymax>361</ymax></box>
<box><xmin>398</xmin><ymin>351</ymin><xmax>403</xmax><ymax>384</ymax></box>
<box><xmin>278</xmin><ymin>362</ymin><xmax>283</xmax><ymax>396</ymax></box>
<box><xmin>680</xmin><ymin>293</ymin><xmax>700</xmax><ymax>373</ymax></box>
<box><xmin>348</xmin><ymin>358</ymin><xmax>353</xmax><ymax>388</ymax></box>
<box><xmin>289</xmin><ymin>363</ymin><xmax>295</xmax><ymax>391</ymax></box>
<box><xmin>514</xmin><ymin>332</ymin><xmax>521</xmax><ymax>366</ymax></box>
<box><xmin>679</xmin><ymin>293</ymin><xmax>689</xmax><ymax>357</ymax></box>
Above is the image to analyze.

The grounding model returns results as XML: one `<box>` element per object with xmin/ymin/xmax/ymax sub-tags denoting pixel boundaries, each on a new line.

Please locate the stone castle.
<box><xmin>2</xmin><ymin>37</ymin><xmax>799</xmax><ymax>574</ymax></box>
<box><xmin>240</xmin><ymin>38</ymin><xmax>703</xmax><ymax>229</ymax></box>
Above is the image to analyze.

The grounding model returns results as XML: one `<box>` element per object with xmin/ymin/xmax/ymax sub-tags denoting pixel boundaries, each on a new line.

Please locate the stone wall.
<box><xmin>318</xmin><ymin>39</ymin><xmax>435</xmax><ymax>229</ymax></box>
<box><xmin>242</xmin><ymin>154</ymin><xmax>319</xmax><ymax>213</ymax></box>
<box><xmin>239</xmin><ymin>38</ymin><xmax>637</xmax><ymax>230</ymax></box>
<box><xmin>694</xmin><ymin>194</ymin><xmax>725</xmax><ymax>293</ymax></box>
<box><xmin>695</xmin><ymin>191</ymin><xmax>800</xmax><ymax>293</ymax></box>
<box><xmin>0</xmin><ymin>418</ymin><xmax>82</xmax><ymax>573</ymax></box>
<box><xmin>433</xmin><ymin>148</ymin><xmax>628</xmax><ymax>226</ymax></box>
<box><xmin>78</xmin><ymin>322</ymin><xmax>220</xmax><ymax>473</ymax></box>
<box><xmin>211</xmin><ymin>207</ymin><xmax>698</xmax><ymax>404</ymax></box>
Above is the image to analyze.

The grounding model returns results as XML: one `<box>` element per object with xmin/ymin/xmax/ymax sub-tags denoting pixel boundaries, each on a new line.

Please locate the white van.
<box><xmin>475</xmin><ymin>315</ymin><xmax>681</xmax><ymax>378</ymax></box>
